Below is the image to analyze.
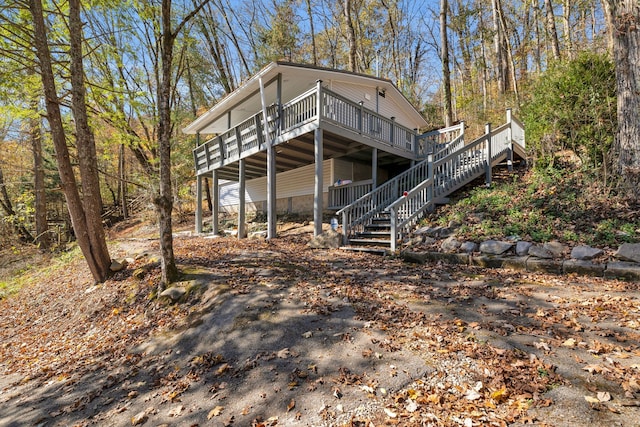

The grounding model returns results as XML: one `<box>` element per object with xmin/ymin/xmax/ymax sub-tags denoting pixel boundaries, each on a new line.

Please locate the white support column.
<box><xmin>372</xmin><ymin>147</ymin><xmax>378</xmax><ymax>189</ymax></box>
<box><xmin>195</xmin><ymin>174</ymin><xmax>202</xmax><ymax>234</ymax></box>
<box><xmin>314</xmin><ymin>127</ymin><xmax>324</xmax><ymax>237</ymax></box>
<box><xmin>212</xmin><ymin>169</ymin><xmax>219</xmax><ymax>235</ymax></box>
<box><xmin>238</xmin><ymin>159</ymin><xmax>246</xmax><ymax>239</ymax></box>
<box><xmin>267</xmin><ymin>145</ymin><xmax>276</xmax><ymax>239</ymax></box>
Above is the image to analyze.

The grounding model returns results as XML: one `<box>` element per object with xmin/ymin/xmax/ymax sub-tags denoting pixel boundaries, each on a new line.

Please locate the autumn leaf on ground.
<box><xmin>287</xmin><ymin>398</ymin><xmax>295</xmax><ymax>412</ymax></box>
<box><xmin>208</xmin><ymin>405</ymin><xmax>224</xmax><ymax>419</ymax></box>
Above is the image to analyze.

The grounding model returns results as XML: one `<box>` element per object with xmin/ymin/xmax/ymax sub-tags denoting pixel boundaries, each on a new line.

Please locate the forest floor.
<box><xmin>1</xmin><ymin>217</ymin><xmax>640</xmax><ymax>427</ymax></box>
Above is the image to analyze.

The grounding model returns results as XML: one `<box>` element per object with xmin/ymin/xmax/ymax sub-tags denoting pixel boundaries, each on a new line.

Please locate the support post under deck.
<box><xmin>314</xmin><ymin>128</ymin><xmax>324</xmax><ymax>237</ymax></box>
<box><xmin>212</xmin><ymin>169</ymin><xmax>219</xmax><ymax>235</ymax></box>
<box><xmin>238</xmin><ymin>159</ymin><xmax>246</xmax><ymax>239</ymax></box>
<box><xmin>267</xmin><ymin>145</ymin><xmax>276</xmax><ymax>239</ymax></box>
<box><xmin>371</xmin><ymin>147</ymin><xmax>378</xmax><ymax>189</ymax></box>
<box><xmin>195</xmin><ymin>174</ymin><xmax>202</xmax><ymax>234</ymax></box>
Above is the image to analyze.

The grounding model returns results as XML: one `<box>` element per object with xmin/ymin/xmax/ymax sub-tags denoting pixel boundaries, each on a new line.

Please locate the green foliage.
<box><xmin>256</xmin><ymin>0</ymin><xmax>300</xmax><ymax>65</ymax></box>
<box><xmin>423</xmin><ymin>168</ymin><xmax>640</xmax><ymax>246</ymax></box>
<box><xmin>522</xmin><ymin>52</ymin><xmax>617</xmax><ymax>172</ymax></box>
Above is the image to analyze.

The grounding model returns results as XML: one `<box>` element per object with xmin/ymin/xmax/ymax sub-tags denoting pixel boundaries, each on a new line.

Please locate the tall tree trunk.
<box><xmin>545</xmin><ymin>0</ymin><xmax>562</xmax><ymax>60</ymax></box>
<box><xmin>533</xmin><ymin>0</ymin><xmax>543</xmax><ymax>72</ymax></box>
<box><xmin>305</xmin><ymin>0</ymin><xmax>318</xmax><ymax>65</ymax></box>
<box><xmin>601</xmin><ymin>0</ymin><xmax>615</xmax><ymax>52</ymax></box>
<box><xmin>440</xmin><ymin>0</ymin><xmax>453</xmax><ymax>126</ymax></box>
<box><xmin>495</xmin><ymin>0</ymin><xmax>519</xmax><ymax>102</ymax></box>
<box><xmin>157</xmin><ymin>0</ymin><xmax>180</xmax><ymax>285</ymax></box>
<box><xmin>30</xmin><ymin>100</ymin><xmax>49</xmax><ymax>249</ymax></box>
<box><xmin>29</xmin><ymin>0</ymin><xmax>110</xmax><ymax>283</ymax></box>
<box><xmin>608</xmin><ymin>0</ymin><xmax>640</xmax><ymax>197</ymax></box>
<box><xmin>118</xmin><ymin>143</ymin><xmax>128</xmax><ymax>219</ymax></box>
<box><xmin>562</xmin><ymin>0</ymin><xmax>573</xmax><ymax>58</ymax></box>
<box><xmin>344</xmin><ymin>0</ymin><xmax>358</xmax><ymax>72</ymax></box>
<box><xmin>185</xmin><ymin>57</ymin><xmax>212</xmax><ymax>212</ymax></box>
<box><xmin>492</xmin><ymin>0</ymin><xmax>506</xmax><ymax>94</ymax></box>
<box><xmin>69</xmin><ymin>0</ymin><xmax>111</xmax><ymax>276</ymax></box>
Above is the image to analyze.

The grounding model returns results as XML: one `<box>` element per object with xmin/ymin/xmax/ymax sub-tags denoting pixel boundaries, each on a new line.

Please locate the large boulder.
<box><xmin>571</xmin><ymin>245</ymin><xmax>604</xmax><ymax>260</ymax></box>
<box><xmin>615</xmin><ymin>243</ymin><xmax>640</xmax><ymax>263</ymax></box>
<box><xmin>479</xmin><ymin>240</ymin><xmax>513</xmax><ymax>255</ymax></box>
<box><xmin>160</xmin><ymin>286</ymin><xmax>186</xmax><ymax>302</ymax></box>
<box><xmin>110</xmin><ymin>258</ymin><xmax>128</xmax><ymax>272</ymax></box>
<box><xmin>459</xmin><ymin>241</ymin><xmax>478</xmax><ymax>253</ymax></box>
<box><xmin>441</xmin><ymin>236</ymin><xmax>461</xmax><ymax>253</ymax></box>
<box><xmin>528</xmin><ymin>245</ymin><xmax>554</xmax><ymax>259</ymax></box>
<box><xmin>515</xmin><ymin>241</ymin><xmax>533</xmax><ymax>256</ymax></box>
<box><xmin>543</xmin><ymin>241</ymin><xmax>568</xmax><ymax>258</ymax></box>
<box><xmin>308</xmin><ymin>230</ymin><xmax>342</xmax><ymax>249</ymax></box>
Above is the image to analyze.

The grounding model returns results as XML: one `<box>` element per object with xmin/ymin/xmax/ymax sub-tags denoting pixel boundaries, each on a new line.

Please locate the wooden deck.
<box><xmin>193</xmin><ymin>84</ymin><xmax>421</xmax><ymax>181</ymax></box>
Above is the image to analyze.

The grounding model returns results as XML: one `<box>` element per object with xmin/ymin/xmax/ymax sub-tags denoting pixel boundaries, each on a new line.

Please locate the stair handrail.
<box><xmin>416</xmin><ymin>122</ymin><xmax>465</xmax><ymax>158</ymax></box>
<box><xmin>336</xmin><ymin>131</ymin><xmax>465</xmax><ymax>245</ymax></box>
<box><xmin>387</xmin><ymin>111</ymin><xmax>525</xmax><ymax>251</ymax></box>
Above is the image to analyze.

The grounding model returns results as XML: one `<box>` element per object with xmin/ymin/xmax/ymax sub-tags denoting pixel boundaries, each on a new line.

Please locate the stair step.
<box><xmin>356</xmin><ymin>231</ymin><xmax>391</xmax><ymax>238</ymax></box>
<box><xmin>340</xmin><ymin>246</ymin><xmax>388</xmax><ymax>255</ymax></box>
<box><xmin>365</xmin><ymin>223</ymin><xmax>391</xmax><ymax>230</ymax></box>
<box><xmin>371</xmin><ymin>217</ymin><xmax>390</xmax><ymax>223</ymax></box>
<box><xmin>349</xmin><ymin>238</ymin><xmax>391</xmax><ymax>246</ymax></box>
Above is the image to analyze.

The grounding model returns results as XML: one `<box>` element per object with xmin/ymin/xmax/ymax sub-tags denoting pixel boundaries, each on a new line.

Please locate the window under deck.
<box><xmin>193</xmin><ymin>85</ymin><xmax>421</xmax><ymax>181</ymax></box>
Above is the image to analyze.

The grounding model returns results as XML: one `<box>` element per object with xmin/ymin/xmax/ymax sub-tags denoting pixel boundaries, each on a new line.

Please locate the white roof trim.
<box><xmin>183</xmin><ymin>62</ymin><xmax>427</xmax><ymax>135</ymax></box>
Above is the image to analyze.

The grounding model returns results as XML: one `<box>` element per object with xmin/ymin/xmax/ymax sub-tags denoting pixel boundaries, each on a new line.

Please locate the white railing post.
<box><xmin>341</xmin><ymin>211</ymin><xmax>348</xmax><ymax>245</ymax></box>
<box><xmin>427</xmin><ymin>154</ymin><xmax>434</xmax><ymax>211</ymax></box>
<box><xmin>316</xmin><ymin>80</ymin><xmax>323</xmax><ymax>122</ymax></box>
<box><xmin>358</xmin><ymin>101</ymin><xmax>364</xmax><ymax>133</ymax></box>
<box><xmin>506</xmin><ymin>109</ymin><xmax>513</xmax><ymax>172</ymax></box>
<box><xmin>390</xmin><ymin>206</ymin><xmax>397</xmax><ymax>252</ymax></box>
<box><xmin>485</xmin><ymin>123</ymin><xmax>492</xmax><ymax>187</ymax></box>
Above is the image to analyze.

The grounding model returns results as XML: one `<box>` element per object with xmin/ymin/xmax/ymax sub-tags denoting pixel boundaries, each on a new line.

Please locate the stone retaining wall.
<box><xmin>402</xmin><ymin>251</ymin><xmax>640</xmax><ymax>281</ymax></box>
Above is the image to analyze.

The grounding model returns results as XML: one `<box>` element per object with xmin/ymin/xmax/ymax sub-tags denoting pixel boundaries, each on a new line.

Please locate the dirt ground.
<box><xmin>1</xmin><ymin>221</ymin><xmax>639</xmax><ymax>427</ymax></box>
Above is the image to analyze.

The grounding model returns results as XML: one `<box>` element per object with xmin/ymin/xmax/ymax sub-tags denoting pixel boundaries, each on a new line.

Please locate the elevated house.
<box><xmin>185</xmin><ymin>61</ymin><xmax>525</xmax><ymax>250</ymax></box>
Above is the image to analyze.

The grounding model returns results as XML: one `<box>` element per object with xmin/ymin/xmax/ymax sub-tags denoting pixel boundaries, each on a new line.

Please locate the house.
<box><xmin>185</xmin><ymin>62</ymin><xmax>525</xmax><ymax>249</ymax></box>
<box><xmin>184</xmin><ymin>61</ymin><xmax>432</xmax><ymax>238</ymax></box>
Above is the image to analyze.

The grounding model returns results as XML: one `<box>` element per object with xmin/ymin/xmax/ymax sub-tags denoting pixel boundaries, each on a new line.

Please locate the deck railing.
<box><xmin>328</xmin><ymin>179</ymin><xmax>373</xmax><ymax>209</ymax></box>
<box><xmin>335</xmin><ymin>135</ymin><xmax>462</xmax><ymax>242</ymax></box>
<box><xmin>193</xmin><ymin>86</ymin><xmax>419</xmax><ymax>175</ymax></box>
<box><xmin>416</xmin><ymin>122</ymin><xmax>465</xmax><ymax>158</ymax></box>
<box><xmin>386</xmin><ymin>112</ymin><xmax>525</xmax><ymax>250</ymax></box>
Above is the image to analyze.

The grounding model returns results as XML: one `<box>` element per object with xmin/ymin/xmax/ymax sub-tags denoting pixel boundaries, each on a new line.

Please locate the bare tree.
<box><xmin>440</xmin><ymin>0</ymin><xmax>453</xmax><ymax>126</ymax></box>
<box><xmin>544</xmin><ymin>0</ymin><xmax>562</xmax><ymax>60</ymax></box>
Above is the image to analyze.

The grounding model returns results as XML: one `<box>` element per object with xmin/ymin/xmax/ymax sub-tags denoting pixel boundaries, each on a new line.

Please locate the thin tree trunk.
<box><xmin>29</xmin><ymin>0</ymin><xmax>109</xmax><ymax>283</ymax></box>
<box><xmin>30</xmin><ymin>100</ymin><xmax>49</xmax><ymax>249</ymax></box>
<box><xmin>69</xmin><ymin>0</ymin><xmax>111</xmax><ymax>276</ymax></box>
<box><xmin>533</xmin><ymin>1</ymin><xmax>543</xmax><ymax>72</ymax></box>
<box><xmin>609</xmin><ymin>0</ymin><xmax>640</xmax><ymax>197</ymax></box>
<box><xmin>545</xmin><ymin>0</ymin><xmax>562</xmax><ymax>60</ymax></box>
<box><xmin>119</xmin><ymin>143</ymin><xmax>128</xmax><ymax>219</ymax></box>
<box><xmin>492</xmin><ymin>0</ymin><xmax>506</xmax><ymax>93</ymax></box>
<box><xmin>344</xmin><ymin>0</ymin><xmax>358</xmax><ymax>72</ymax></box>
<box><xmin>305</xmin><ymin>0</ymin><xmax>318</xmax><ymax>65</ymax></box>
<box><xmin>562</xmin><ymin>0</ymin><xmax>573</xmax><ymax>58</ymax></box>
<box><xmin>157</xmin><ymin>0</ymin><xmax>179</xmax><ymax>286</ymax></box>
<box><xmin>440</xmin><ymin>0</ymin><xmax>453</xmax><ymax>126</ymax></box>
<box><xmin>601</xmin><ymin>0</ymin><xmax>615</xmax><ymax>53</ymax></box>
<box><xmin>495</xmin><ymin>0</ymin><xmax>519</xmax><ymax>102</ymax></box>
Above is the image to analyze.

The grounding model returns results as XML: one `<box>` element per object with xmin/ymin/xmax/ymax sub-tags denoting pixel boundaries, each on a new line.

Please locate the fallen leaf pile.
<box><xmin>1</xmin><ymin>223</ymin><xmax>639</xmax><ymax>426</ymax></box>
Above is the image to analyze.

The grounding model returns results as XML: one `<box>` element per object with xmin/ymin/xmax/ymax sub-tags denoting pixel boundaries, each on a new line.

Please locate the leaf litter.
<box><xmin>0</xmin><ymin>222</ymin><xmax>639</xmax><ymax>426</ymax></box>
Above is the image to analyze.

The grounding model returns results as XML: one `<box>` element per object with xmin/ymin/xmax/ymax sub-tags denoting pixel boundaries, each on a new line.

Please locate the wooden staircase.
<box><xmin>345</xmin><ymin>213</ymin><xmax>392</xmax><ymax>253</ymax></box>
<box><xmin>337</xmin><ymin>110</ymin><xmax>526</xmax><ymax>254</ymax></box>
